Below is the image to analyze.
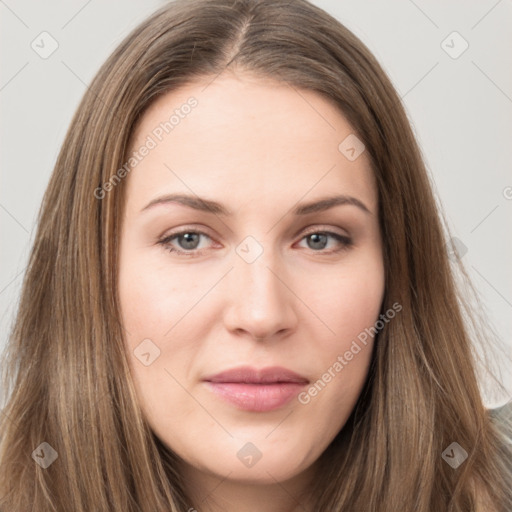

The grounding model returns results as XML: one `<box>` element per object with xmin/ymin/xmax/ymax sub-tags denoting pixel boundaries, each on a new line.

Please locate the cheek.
<box><xmin>117</xmin><ymin>246</ymin><xmax>210</xmax><ymax>421</ymax></box>
<box><xmin>297</xmin><ymin>255</ymin><xmax>384</xmax><ymax>407</ymax></box>
<box><xmin>118</xmin><ymin>245</ymin><xmax>199</xmax><ymax>337</ymax></box>
<box><xmin>307</xmin><ymin>253</ymin><xmax>385</xmax><ymax>345</ymax></box>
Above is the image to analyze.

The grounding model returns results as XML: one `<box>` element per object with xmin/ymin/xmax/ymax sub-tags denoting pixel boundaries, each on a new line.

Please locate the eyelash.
<box><xmin>157</xmin><ymin>227</ymin><xmax>353</xmax><ymax>257</ymax></box>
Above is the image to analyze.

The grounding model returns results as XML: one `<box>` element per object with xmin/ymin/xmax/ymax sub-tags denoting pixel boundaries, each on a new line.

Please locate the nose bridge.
<box><xmin>223</xmin><ymin>235</ymin><xmax>296</xmax><ymax>339</ymax></box>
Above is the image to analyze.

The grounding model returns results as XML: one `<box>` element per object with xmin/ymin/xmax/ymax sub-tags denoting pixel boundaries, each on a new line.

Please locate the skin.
<box><xmin>118</xmin><ymin>69</ymin><xmax>385</xmax><ymax>512</ymax></box>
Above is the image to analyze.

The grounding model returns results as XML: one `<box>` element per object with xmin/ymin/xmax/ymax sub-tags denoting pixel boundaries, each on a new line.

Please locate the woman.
<box><xmin>0</xmin><ymin>0</ymin><xmax>510</xmax><ymax>510</ymax></box>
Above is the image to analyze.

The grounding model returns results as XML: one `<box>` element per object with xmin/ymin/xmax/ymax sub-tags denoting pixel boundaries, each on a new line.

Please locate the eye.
<box><xmin>157</xmin><ymin>227</ymin><xmax>353</xmax><ymax>257</ymax></box>
<box><xmin>158</xmin><ymin>229</ymin><xmax>212</xmax><ymax>256</ymax></box>
<box><xmin>296</xmin><ymin>229</ymin><xmax>353</xmax><ymax>254</ymax></box>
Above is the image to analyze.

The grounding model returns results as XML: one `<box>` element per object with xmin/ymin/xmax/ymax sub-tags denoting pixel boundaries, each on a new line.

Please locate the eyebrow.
<box><xmin>140</xmin><ymin>193</ymin><xmax>372</xmax><ymax>216</ymax></box>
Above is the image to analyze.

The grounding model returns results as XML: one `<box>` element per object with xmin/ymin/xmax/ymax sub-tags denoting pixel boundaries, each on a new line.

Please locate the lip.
<box><xmin>203</xmin><ymin>366</ymin><xmax>309</xmax><ymax>384</ymax></box>
<box><xmin>203</xmin><ymin>366</ymin><xmax>309</xmax><ymax>412</ymax></box>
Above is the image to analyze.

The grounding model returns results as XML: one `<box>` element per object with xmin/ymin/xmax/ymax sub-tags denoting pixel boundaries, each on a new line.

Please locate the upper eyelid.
<box><xmin>160</xmin><ymin>228</ymin><xmax>213</xmax><ymax>244</ymax></box>
<box><xmin>300</xmin><ymin>225</ymin><xmax>349</xmax><ymax>237</ymax></box>
<box><xmin>161</xmin><ymin>224</ymin><xmax>349</xmax><ymax>241</ymax></box>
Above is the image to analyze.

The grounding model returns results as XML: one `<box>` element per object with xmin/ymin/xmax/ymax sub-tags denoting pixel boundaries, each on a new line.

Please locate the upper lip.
<box><xmin>203</xmin><ymin>366</ymin><xmax>309</xmax><ymax>384</ymax></box>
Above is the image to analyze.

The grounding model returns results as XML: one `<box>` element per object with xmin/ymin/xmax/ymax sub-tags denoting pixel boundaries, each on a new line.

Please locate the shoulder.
<box><xmin>478</xmin><ymin>401</ymin><xmax>512</xmax><ymax>511</ymax></box>
<box><xmin>488</xmin><ymin>400</ymin><xmax>512</xmax><ymax>420</ymax></box>
<box><xmin>488</xmin><ymin>400</ymin><xmax>512</xmax><ymax>443</ymax></box>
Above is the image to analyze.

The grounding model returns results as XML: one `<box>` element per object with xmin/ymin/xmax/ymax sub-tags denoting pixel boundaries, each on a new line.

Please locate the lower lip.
<box><xmin>204</xmin><ymin>382</ymin><xmax>307</xmax><ymax>412</ymax></box>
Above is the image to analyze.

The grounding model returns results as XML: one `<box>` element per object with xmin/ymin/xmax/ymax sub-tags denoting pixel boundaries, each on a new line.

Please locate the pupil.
<box><xmin>180</xmin><ymin>233</ymin><xmax>199</xmax><ymax>249</ymax></box>
<box><xmin>309</xmin><ymin>233</ymin><xmax>327</xmax><ymax>250</ymax></box>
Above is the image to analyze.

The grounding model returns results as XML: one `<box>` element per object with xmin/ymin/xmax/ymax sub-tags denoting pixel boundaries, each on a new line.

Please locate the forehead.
<box><xmin>125</xmin><ymin>73</ymin><xmax>377</xmax><ymax>214</ymax></box>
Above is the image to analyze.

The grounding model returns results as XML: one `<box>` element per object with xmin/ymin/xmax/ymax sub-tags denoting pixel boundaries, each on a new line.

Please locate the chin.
<box><xmin>187</xmin><ymin>445</ymin><xmax>315</xmax><ymax>484</ymax></box>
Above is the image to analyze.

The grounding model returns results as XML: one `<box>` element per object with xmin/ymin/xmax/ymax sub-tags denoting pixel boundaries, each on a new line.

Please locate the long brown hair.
<box><xmin>1</xmin><ymin>0</ymin><xmax>510</xmax><ymax>510</ymax></box>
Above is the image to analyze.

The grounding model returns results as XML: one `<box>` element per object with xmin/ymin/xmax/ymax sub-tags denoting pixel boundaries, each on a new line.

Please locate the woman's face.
<box><xmin>118</xmin><ymin>72</ymin><xmax>385</xmax><ymax>489</ymax></box>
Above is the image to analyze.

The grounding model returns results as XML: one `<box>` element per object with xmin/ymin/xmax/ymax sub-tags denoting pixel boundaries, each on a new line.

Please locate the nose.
<box><xmin>222</xmin><ymin>243</ymin><xmax>298</xmax><ymax>342</ymax></box>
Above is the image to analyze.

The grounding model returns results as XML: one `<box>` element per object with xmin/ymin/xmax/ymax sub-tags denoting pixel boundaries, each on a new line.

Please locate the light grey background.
<box><xmin>1</xmin><ymin>1</ymin><xmax>511</xmax><ymax>406</ymax></box>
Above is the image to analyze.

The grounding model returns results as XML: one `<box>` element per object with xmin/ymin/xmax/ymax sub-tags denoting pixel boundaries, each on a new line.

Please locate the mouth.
<box><xmin>202</xmin><ymin>366</ymin><xmax>309</xmax><ymax>412</ymax></box>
